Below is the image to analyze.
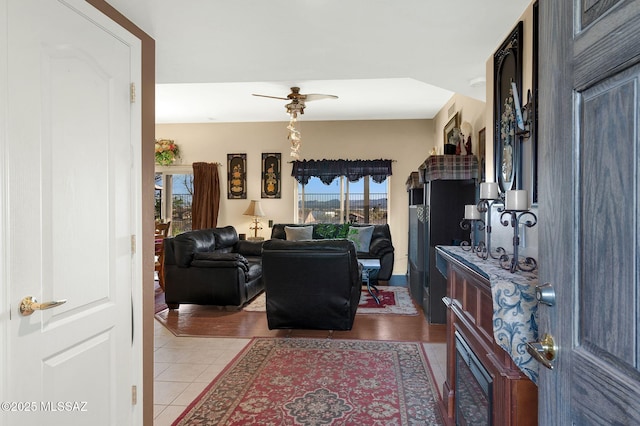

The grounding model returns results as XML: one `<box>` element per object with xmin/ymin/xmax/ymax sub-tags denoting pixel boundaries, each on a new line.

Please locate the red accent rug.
<box><xmin>172</xmin><ymin>338</ymin><xmax>443</xmax><ymax>425</ymax></box>
<box><xmin>244</xmin><ymin>286</ymin><xmax>418</xmax><ymax>315</ymax></box>
<box><xmin>155</xmin><ymin>281</ymin><xmax>168</xmax><ymax>314</ymax></box>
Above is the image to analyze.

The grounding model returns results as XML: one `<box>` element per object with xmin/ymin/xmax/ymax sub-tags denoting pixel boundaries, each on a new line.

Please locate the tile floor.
<box><xmin>153</xmin><ymin>319</ymin><xmax>447</xmax><ymax>425</ymax></box>
<box><xmin>153</xmin><ymin>320</ymin><xmax>251</xmax><ymax>425</ymax></box>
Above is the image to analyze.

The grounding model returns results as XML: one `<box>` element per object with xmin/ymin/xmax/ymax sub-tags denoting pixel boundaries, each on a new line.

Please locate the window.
<box><xmin>155</xmin><ymin>171</ymin><xmax>193</xmax><ymax>235</ymax></box>
<box><xmin>297</xmin><ymin>176</ymin><xmax>388</xmax><ymax>224</ymax></box>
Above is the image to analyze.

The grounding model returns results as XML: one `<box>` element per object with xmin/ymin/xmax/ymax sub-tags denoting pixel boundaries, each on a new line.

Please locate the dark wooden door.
<box><xmin>538</xmin><ymin>0</ymin><xmax>640</xmax><ymax>423</ymax></box>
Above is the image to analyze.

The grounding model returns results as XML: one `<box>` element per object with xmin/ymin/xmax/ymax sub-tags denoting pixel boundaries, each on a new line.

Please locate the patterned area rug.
<box><xmin>154</xmin><ymin>280</ymin><xmax>169</xmax><ymax>314</ymax></box>
<box><xmin>155</xmin><ymin>281</ymin><xmax>168</xmax><ymax>314</ymax></box>
<box><xmin>172</xmin><ymin>338</ymin><xmax>444</xmax><ymax>425</ymax></box>
<box><xmin>244</xmin><ymin>286</ymin><xmax>418</xmax><ymax>315</ymax></box>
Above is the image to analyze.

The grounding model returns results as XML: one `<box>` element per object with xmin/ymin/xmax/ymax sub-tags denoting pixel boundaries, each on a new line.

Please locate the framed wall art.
<box><xmin>443</xmin><ymin>112</ymin><xmax>460</xmax><ymax>154</ymax></box>
<box><xmin>261</xmin><ymin>153</ymin><xmax>281</xmax><ymax>198</ymax></box>
<box><xmin>493</xmin><ymin>21</ymin><xmax>523</xmax><ymax>193</ymax></box>
<box><xmin>227</xmin><ymin>153</ymin><xmax>246</xmax><ymax>199</ymax></box>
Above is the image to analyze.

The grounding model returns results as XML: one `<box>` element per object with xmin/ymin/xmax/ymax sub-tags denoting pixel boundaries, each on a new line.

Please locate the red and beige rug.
<box><xmin>154</xmin><ymin>281</ymin><xmax>168</xmax><ymax>314</ymax></box>
<box><xmin>172</xmin><ymin>338</ymin><xmax>443</xmax><ymax>425</ymax></box>
<box><xmin>244</xmin><ymin>286</ymin><xmax>418</xmax><ymax>315</ymax></box>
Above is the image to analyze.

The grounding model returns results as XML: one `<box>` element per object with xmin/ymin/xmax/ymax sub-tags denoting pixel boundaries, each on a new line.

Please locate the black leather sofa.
<box><xmin>262</xmin><ymin>239</ymin><xmax>362</xmax><ymax>330</ymax></box>
<box><xmin>270</xmin><ymin>223</ymin><xmax>394</xmax><ymax>282</ymax></box>
<box><xmin>163</xmin><ymin>226</ymin><xmax>263</xmax><ymax>309</ymax></box>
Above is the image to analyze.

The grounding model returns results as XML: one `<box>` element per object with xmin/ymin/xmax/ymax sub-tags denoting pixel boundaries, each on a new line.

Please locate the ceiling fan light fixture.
<box><xmin>252</xmin><ymin>86</ymin><xmax>338</xmax><ymax>160</ymax></box>
<box><xmin>288</xmin><ymin>113</ymin><xmax>301</xmax><ymax>159</ymax></box>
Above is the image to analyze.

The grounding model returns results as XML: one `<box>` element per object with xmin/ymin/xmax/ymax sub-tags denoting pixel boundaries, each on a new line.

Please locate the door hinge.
<box><xmin>131</xmin><ymin>235</ymin><xmax>136</xmax><ymax>254</ymax></box>
<box><xmin>130</xmin><ymin>83</ymin><xmax>136</xmax><ymax>103</ymax></box>
<box><xmin>131</xmin><ymin>385</ymin><xmax>137</xmax><ymax>405</ymax></box>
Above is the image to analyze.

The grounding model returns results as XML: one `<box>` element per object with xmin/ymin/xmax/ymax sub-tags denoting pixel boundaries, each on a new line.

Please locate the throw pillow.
<box><xmin>284</xmin><ymin>225</ymin><xmax>313</xmax><ymax>241</ymax></box>
<box><xmin>347</xmin><ymin>226</ymin><xmax>374</xmax><ymax>252</ymax></box>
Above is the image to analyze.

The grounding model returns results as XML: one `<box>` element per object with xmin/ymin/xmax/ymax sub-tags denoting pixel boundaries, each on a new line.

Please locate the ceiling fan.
<box><xmin>252</xmin><ymin>86</ymin><xmax>338</xmax><ymax>117</ymax></box>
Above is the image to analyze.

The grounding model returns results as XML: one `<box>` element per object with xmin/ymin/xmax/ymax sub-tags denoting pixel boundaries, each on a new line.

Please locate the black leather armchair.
<box><xmin>163</xmin><ymin>226</ymin><xmax>263</xmax><ymax>309</ymax></box>
<box><xmin>261</xmin><ymin>239</ymin><xmax>362</xmax><ymax>330</ymax></box>
<box><xmin>270</xmin><ymin>223</ymin><xmax>394</xmax><ymax>282</ymax></box>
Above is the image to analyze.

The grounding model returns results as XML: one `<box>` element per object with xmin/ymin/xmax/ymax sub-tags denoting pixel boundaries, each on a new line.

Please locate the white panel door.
<box><xmin>1</xmin><ymin>0</ymin><xmax>142</xmax><ymax>424</ymax></box>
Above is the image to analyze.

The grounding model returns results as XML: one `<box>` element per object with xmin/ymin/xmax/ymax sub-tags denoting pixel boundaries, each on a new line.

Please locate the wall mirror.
<box><xmin>493</xmin><ymin>21</ymin><xmax>523</xmax><ymax>194</ymax></box>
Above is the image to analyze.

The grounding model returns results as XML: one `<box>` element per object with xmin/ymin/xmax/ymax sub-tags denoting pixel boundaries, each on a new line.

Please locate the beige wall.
<box><xmin>156</xmin><ymin>119</ymin><xmax>436</xmax><ymax>276</ymax></box>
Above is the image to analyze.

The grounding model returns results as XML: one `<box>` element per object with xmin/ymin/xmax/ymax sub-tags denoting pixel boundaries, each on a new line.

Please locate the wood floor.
<box><xmin>154</xmin><ymin>285</ymin><xmax>446</xmax><ymax>343</ymax></box>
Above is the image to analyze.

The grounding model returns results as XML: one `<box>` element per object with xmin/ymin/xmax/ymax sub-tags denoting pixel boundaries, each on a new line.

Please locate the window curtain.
<box><xmin>191</xmin><ymin>162</ymin><xmax>221</xmax><ymax>229</ymax></box>
<box><xmin>291</xmin><ymin>159</ymin><xmax>393</xmax><ymax>185</ymax></box>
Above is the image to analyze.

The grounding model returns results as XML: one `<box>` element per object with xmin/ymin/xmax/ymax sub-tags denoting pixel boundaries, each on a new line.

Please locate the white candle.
<box><xmin>464</xmin><ymin>204</ymin><xmax>481</xmax><ymax>220</ymax></box>
<box><xmin>506</xmin><ymin>190</ymin><xmax>529</xmax><ymax>211</ymax></box>
<box><xmin>479</xmin><ymin>182</ymin><xmax>500</xmax><ymax>200</ymax></box>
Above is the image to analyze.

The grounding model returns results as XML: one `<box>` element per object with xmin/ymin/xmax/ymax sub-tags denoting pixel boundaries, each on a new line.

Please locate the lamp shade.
<box><xmin>243</xmin><ymin>200</ymin><xmax>266</xmax><ymax>217</ymax></box>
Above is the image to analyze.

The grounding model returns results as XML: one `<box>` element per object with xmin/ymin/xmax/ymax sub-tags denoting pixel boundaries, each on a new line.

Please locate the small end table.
<box><xmin>359</xmin><ymin>259</ymin><xmax>381</xmax><ymax>304</ymax></box>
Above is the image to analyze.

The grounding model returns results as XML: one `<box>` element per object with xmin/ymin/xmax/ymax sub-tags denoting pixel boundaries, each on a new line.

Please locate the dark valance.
<box><xmin>291</xmin><ymin>159</ymin><xmax>393</xmax><ymax>185</ymax></box>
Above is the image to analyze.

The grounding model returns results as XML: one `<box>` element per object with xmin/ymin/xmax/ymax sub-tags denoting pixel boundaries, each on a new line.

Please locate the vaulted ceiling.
<box><xmin>106</xmin><ymin>0</ymin><xmax>531</xmax><ymax>123</ymax></box>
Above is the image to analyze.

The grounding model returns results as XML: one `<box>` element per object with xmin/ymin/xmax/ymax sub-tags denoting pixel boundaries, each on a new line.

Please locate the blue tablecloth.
<box><xmin>437</xmin><ymin>246</ymin><xmax>539</xmax><ymax>384</ymax></box>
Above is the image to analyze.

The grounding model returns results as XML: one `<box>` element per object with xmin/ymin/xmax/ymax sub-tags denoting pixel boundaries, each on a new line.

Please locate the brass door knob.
<box><xmin>19</xmin><ymin>296</ymin><xmax>67</xmax><ymax>316</ymax></box>
<box><xmin>526</xmin><ymin>333</ymin><xmax>557</xmax><ymax>370</ymax></box>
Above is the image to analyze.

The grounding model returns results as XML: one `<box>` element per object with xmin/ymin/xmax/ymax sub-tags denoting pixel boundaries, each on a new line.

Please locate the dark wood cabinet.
<box><xmin>437</xmin><ymin>248</ymin><xmax>538</xmax><ymax>426</ymax></box>
<box><xmin>409</xmin><ymin>156</ymin><xmax>478</xmax><ymax>324</ymax></box>
<box><xmin>421</xmin><ymin>179</ymin><xmax>475</xmax><ymax>323</ymax></box>
<box><xmin>407</xmin><ymin>172</ymin><xmax>425</xmax><ymax>306</ymax></box>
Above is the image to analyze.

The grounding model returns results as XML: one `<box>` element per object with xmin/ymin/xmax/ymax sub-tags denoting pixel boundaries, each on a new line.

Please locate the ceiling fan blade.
<box><xmin>303</xmin><ymin>93</ymin><xmax>339</xmax><ymax>102</ymax></box>
<box><xmin>252</xmin><ymin>93</ymin><xmax>289</xmax><ymax>101</ymax></box>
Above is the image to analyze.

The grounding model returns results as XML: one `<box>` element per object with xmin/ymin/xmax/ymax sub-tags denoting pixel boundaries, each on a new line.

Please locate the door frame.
<box><xmin>85</xmin><ymin>1</ymin><xmax>157</xmax><ymax>422</ymax></box>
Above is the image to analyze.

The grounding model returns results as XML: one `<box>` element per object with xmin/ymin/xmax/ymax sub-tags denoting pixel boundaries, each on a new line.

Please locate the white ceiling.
<box><xmin>106</xmin><ymin>0</ymin><xmax>531</xmax><ymax>123</ymax></box>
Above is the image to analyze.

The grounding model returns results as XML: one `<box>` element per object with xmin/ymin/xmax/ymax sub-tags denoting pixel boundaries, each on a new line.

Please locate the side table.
<box><xmin>359</xmin><ymin>259</ymin><xmax>381</xmax><ymax>304</ymax></box>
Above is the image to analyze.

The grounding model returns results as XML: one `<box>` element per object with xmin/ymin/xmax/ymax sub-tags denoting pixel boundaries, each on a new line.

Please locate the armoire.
<box><xmin>407</xmin><ymin>155</ymin><xmax>477</xmax><ymax>323</ymax></box>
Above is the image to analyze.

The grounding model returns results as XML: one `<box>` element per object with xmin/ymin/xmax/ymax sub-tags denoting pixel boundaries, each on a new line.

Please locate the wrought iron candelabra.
<box><xmin>499</xmin><ymin>209</ymin><xmax>538</xmax><ymax>273</ymax></box>
<box><xmin>459</xmin><ymin>218</ymin><xmax>485</xmax><ymax>253</ymax></box>
<box><xmin>475</xmin><ymin>198</ymin><xmax>507</xmax><ymax>260</ymax></box>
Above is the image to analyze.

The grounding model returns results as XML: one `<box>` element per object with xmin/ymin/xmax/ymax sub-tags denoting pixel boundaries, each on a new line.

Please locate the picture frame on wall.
<box><xmin>478</xmin><ymin>127</ymin><xmax>486</xmax><ymax>182</ymax></box>
<box><xmin>493</xmin><ymin>21</ymin><xmax>523</xmax><ymax>194</ymax></box>
<box><xmin>227</xmin><ymin>153</ymin><xmax>247</xmax><ymax>199</ymax></box>
<box><xmin>261</xmin><ymin>153</ymin><xmax>281</xmax><ymax>198</ymax></box>
<box><xmin>443</xmin><ymin>112</ymin><xmax>460</xmax><ymax>155</ymax></box>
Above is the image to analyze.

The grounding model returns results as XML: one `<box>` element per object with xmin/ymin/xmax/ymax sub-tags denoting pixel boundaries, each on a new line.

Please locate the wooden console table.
<box><xmin>436</xmin><ymin>246</ymin><xmax>538</xmax><ymax>426</ymax></box>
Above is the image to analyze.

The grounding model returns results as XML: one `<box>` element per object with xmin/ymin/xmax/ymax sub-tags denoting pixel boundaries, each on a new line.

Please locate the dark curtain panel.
<box><xmin>192</xmin><ymin>162</ymin><xmax>221</xmax><ymax>229</ymax></box>
<box><xmin>291</xmin><ymin>159</ymin><xmax>393</xmax><ymax>185</ymax></box>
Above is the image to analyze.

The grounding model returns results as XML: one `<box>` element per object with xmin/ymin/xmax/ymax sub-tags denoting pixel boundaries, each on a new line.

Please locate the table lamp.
<box><xmin>243</xmin><ymin>200</ymin><xmax>266</xmax><ymax>240</ymax></box>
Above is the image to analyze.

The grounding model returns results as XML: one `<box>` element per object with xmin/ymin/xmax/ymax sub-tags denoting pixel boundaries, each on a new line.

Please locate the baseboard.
<box><xmin>388</xmin><ymin>274</ymin><xmax>408</xmax><ymax>286</ymax></box>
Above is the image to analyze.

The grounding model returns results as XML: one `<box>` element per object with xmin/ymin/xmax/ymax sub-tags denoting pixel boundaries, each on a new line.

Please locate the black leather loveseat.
<box><xmin>270</xmin><ymin>223</ymin><xmax>394</xmax><ymax>282</ymax></box>
<box><xmin>163</xmin><ymin>226</ymin><xmax>263</xmax><ymax>309</ymax></box>
<box><xmin>262</xmin><ymin>239</ymin><xmax>362</xmax><ymax>330</ymax></box>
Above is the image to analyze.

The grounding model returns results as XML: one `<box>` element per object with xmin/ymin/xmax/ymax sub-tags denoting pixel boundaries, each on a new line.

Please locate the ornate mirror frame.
<box><xmin>493</xmin><ymin>21</ymin><xmax>523</xmax><ymax>194</ymax></box>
